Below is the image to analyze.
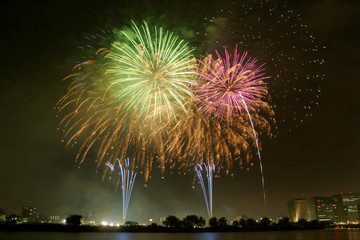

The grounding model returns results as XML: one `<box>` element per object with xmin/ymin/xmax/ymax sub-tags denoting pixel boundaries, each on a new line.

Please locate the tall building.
<box><xmin>82</xmin><ymin>212</ymin><xmax>97</xmax><ymax>225</ymax></box>
<box><xmin>313</xmin><ymin>196</ymin><xmax>346</xmax><ymax>223</ymax></box>
<box><xmin>287</xmin><ymin>198</ymin><xmax>311</xmax><ymax>222</ymax></box>
<box><xmin>311</xmin><ymin>193</ymin><xmax>360</xmax><ymax>224</ymax></box>
<box><xmin>22</xmin><ymin>206</ymin><xmax>38</xmax><ymax>223</ymax></box>
<box><xmin>49</xmin><ymin>215</ymin><xmax>60</xmax><ymax>223</ymax></box>
<box><xmin>336</xmin><ymin>192</ymin><xmax>360</xmax><ymax>224</ymax></box>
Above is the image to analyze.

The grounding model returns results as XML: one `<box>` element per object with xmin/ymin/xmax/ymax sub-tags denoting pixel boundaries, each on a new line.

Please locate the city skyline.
<box><xmin>0</xmin><ymin>0</ymin><xmax>359</xmax><ymax>224</ymax></box>
<box><xmin>2</xmin><ymin>191</ymin><xmax>360</xmax><ymax>225</ymax></box>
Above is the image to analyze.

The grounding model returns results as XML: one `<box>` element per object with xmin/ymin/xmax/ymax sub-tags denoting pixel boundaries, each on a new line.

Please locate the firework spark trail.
<box><xmin>105</xmin><ymin>162</ymin><xmax>115</xmax><ymax>171</ymax></box>
<box><xmin>195</xmin><ymin>165</ymin><xmax>210</xmax><ymax>218</ymax></box>
<box><xmin>194</xmin><ymin>47</ymin><xmax>270</xmax><ymax>216</ymax></box>
<box><xmin>57</xmin><ymin>21</ymin><xmax>198</xmax><ymax>181</ymax></box>
<box><xmin>106</xmin><ymin>158</ymin><xmax>137</xmax><ymax>224</ymax></box>
<box><xmin>239</xmin><ymin>93</ymin><xmax>267</xmax><ymax>216</ymax></box>
<box><xmin>195</xmin><ymin>160</ymin><xmax>215</xmax><ymax>219</ymax></box>
<box><xmin>164</xmin><ymin>99</ymin><xmax>273</xmax><ymax>173</ymax></box>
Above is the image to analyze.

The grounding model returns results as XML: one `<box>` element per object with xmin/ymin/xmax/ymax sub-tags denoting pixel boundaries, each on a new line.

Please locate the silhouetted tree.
<box><xmin>231</xmin><ymin>220</ymin><xmax>240</xmax><ymax>228</ymax></box>
<box><xmin>260</xmin><ymin>217</ymin><xmax>271</xmax><ymax>227</ymax></box>
<box><xmin>239</xmin><ymin>218</ymin><xmax>247</xmax><ymax>228</ymax></box>
<box><xmin>280</xmin><ymin>217</ymin><xmax>290</xmax><ymax>224</ymax></box>
<box><xmin>277</xmin><ymin>217</ymin><xmax>291</xmax><ymax>229</ymax></box>
<box><xmin>5</xmin><ymin>215</ymin><xmax>20</xmax><ymax>225</ymax></box>
<box><xmin>218</xmin><ymin>217</ymin><xmax>228</xmax><ymax>228</ymax></box>
<box><xmin>197</xmin><ymin>216</ymin><xmax>206</xmax><ymax>227</ymax></box>
<box><xmin>278</xmin><ymin>217</ymin><xmax>290</xmax><ymax>226</ymax></box>
<box><xmin>298</xmin><ymin>218</ymin><xmax>308</xmax><ymax>227</ymax></box>
<box><xmin>163</xmin><ymin>215</ymin><xmax>181</xmax><ymax>228</ymax></box>
<box><xmin>125</xmin><ymin>221</ymin><xmax>139</xmax><ymax>226</ymax></box>
<box><xmin>246</xmin><ymin>218</ymin><xmax>257</xmax><ymax>227</ymax></box>
<box><xmin>182</xmin><ymin>215</ymin><xmax>199</xmax><ymax>228</ymax></box>
<box><xmin>209</xmin><ymin>217</ymin><xmax>218</xmax><ymax>228</ymax></box>
<box><xmin>66</xmin><ymin>215</ymin><xmax>82</xmax><ymax>226</ymax></box>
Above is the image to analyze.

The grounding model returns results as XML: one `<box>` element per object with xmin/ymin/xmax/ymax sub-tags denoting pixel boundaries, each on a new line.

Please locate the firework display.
<box><xmin>57</xmin><ymin>21</ymin><xmax>197</xmax><ymax>181</ymax></box>
<box><xmin>56</xmin><ymin>0</ymin><xmax>327</xmax><ymax>217</ymax></box>
<box><xmin>202</xmin><ymin>0</ymin><xmax>324</xmax><ymax>133</ymax></box>
<box><xmin>195</xmin><ymin>47</ymin><xmax>269</xmax><ymax>119</ymax></box>
<box><xmin>166</xmin><ymin>102</ymin><xmax>273</xmax><ymax>171</ymax></box>
<box><xmin>57</xmin><ymin>20</ymin><xmax>274</xmax><ymax>178</ymax></box>
<box><xmin>185</xmin><ymin>0</ymin><xmax>324</xmax><ymax>216</ymax></box>
<box><xmin>104</xmin><ymin>21</ymin><xmax>197</xmax><ymax>121</ymax></box>
<box><xmin>106</xmin><ymin>158</ymin><xmax>137</xmax><ymax>224</ymax></box>
<box><xmin>195</xmin><ymin>160</ymin><xmax>215</xmax><ymax>219</ymax></box>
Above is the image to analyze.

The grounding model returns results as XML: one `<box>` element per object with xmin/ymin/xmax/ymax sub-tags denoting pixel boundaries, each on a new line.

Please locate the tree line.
<box><xmin>160</xmin><ymin>215</ymin><xmax>325</xmax><ymax>231</ymax></box>
<box><xmin>0</xmin><ymin>214</ymin><xmax>326</xmax><ymax>232</ymax></box>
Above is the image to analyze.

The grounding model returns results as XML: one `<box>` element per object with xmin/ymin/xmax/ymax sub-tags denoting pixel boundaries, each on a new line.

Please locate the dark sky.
<box><xmin>0</xmin><ymin>0</ymin><xmax>359</xmax><ymax>224</ymax></box>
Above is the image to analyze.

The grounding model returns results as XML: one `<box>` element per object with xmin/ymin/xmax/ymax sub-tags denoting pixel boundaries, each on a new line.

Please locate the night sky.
<box><xmin>1</xmin><ymin>0</ymin><xmax>359</xmax><ymax>223</ymax></box>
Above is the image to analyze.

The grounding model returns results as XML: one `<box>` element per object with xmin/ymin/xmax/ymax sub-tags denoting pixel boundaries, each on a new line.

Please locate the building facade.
<box><xmin>312</xmin><ymin>193</ymin><xmax>360</xmax><ymax>224</ymax></box>
<box><xmin>22</xmin><ymin>206</ymin><xmax>38</xmax><ymax>223</ymax></box>
<box><xmin>287</xmin><ymin>198</ymin><xmax>311</xmax><ymax>222</ymax></box>
<box><xmin>337</xmin><ymin>193</ymin><xmax>360</xmax><ymax>224</ymax></box>
<box><xmin>313</xmin><ymin>196</ymin><xmax>346</xmax><ymax>223</ymax></box>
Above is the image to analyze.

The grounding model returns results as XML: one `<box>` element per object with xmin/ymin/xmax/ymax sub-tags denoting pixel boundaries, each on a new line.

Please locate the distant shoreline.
<box><xmin>1</xmin><ymin>223</ymin><xmax>349</xmax><ymax>233</ymax></box>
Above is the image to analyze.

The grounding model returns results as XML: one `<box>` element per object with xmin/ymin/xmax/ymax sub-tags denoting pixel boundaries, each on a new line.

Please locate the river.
<box><xmin>0</xmin><ymin>229</ymin><xmax>360</xmax><ymax>240</ymax></box>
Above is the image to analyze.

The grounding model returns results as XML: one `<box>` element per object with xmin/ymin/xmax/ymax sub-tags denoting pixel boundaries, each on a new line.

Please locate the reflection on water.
<box><xmin>194</xmin><ymin>232</ymin><xmax>221</xmax><ymax>240</ymax></box>
<box><xmin>0</xmin><ymin>229</ymin><xmax>359</xmax><ymax>240</ymax></box>
<box><xmin>348</xmin><ymin>230</ymin><xmax>360</xmax><ymax>240</ymax></box>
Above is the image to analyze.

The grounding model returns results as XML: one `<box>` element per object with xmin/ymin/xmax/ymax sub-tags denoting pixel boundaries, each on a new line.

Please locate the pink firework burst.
<box><xmin>195</xmin><ymin>47</ymin><xmax>270</xmax><ymax>118</ymax></box>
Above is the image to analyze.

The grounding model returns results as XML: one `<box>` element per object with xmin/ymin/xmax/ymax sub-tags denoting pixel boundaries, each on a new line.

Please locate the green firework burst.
<box><xmin>104</xmin><ymin>21</ymin><xmax>197</xmax><ymax>121</ymax></box>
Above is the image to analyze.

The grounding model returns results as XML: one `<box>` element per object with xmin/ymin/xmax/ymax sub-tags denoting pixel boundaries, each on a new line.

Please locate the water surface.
<box><xmin>1</xmin><ymin>229</ymin><xmax>360</xmax><ymax>240</ymax></box>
